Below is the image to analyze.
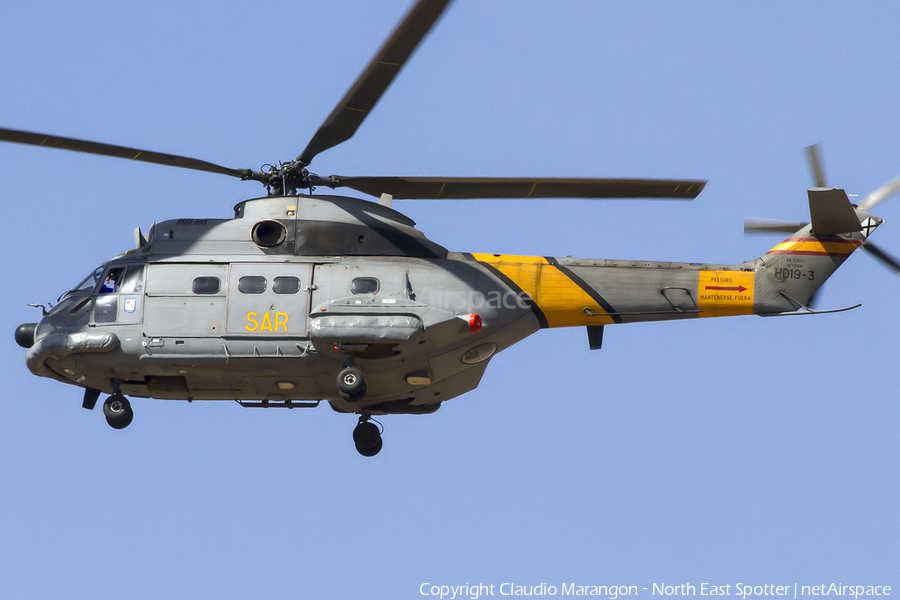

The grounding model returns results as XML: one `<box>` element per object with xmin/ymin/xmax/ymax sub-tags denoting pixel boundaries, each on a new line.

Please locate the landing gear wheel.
<box><xmin>353</xmin><ymin>421</ymin><xmax>382</xmax><ymax>457</ymax></box>
<box><xmin>357</xmin><ymin>436</ymin><xmax>383</xmax><ymax>457</ymax></box>
<box><xmin>103</xmin><ymin>394</ymin><xmax>133</xmax><ymax>430</ymax></box>
<box><xmin>337</xmin><ymin>366</ymin><xmax>366</xmax><ymax>402</ymax></box>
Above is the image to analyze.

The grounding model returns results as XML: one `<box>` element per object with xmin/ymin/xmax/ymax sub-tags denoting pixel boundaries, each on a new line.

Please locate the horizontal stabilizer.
<box><xmin>808</xmin><ymin>188</ymin><xmax>862</xmax><ymax>235</ymax></box>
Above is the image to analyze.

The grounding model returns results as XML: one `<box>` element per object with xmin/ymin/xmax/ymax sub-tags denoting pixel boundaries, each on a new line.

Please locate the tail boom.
<box><xmin>468</xmin><ymin>253</ymin><xmax>759</xmax><ymax>328</ymax></box>
<box><xmin>468</xmin><ymin>207</ymin><xmax>878</xmax><ymax>328</ymax></box>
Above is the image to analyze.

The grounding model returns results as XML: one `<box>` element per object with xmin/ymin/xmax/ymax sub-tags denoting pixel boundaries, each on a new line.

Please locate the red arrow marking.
<box><xmin>705</xmin><ymin>285</ymin><xmax>747</xmax><ymax>293</ymax></box>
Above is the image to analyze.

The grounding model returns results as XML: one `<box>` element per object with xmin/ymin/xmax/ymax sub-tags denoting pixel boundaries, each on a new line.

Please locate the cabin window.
<box><xmin>351</xmin><ymin>277</ymin><xmax>379</xmax><ymax>294</ymax></box>
<box><xmin>238</xmin><ymin>276</ymin><xmax>267</xmax><ymax>294</ymax></box>
<box><xmin>273</xmin><ymin>276</ymin><xmax>301</xmax><ymax>294</ymax></box>
<box><xmin>192</xmin><ymin>277</ymin><xmax>221</xmax><ymax>294</ymax></box>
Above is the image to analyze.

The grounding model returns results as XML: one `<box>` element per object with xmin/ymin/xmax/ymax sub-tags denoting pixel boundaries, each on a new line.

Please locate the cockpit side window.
<box><xmin>99</xmin><ymin>267</ymin><xmax>125</xmax><ymax>294</ymax></box>
<box><xmin>119</xmin><ymin>265</ymin><xmax>145</xmax><ymax>294</ymax></box>
<box><xmin>93</xmin><ymin>296</ymin><xmax>118</xmax><ymax>323</ymax></box>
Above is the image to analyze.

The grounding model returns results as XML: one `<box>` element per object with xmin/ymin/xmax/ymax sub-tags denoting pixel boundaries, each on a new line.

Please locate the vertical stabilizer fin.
<box><xmin>808</xmin><ymin>188</ymin><xmax>862</xmax><ymax>235</ymax></box>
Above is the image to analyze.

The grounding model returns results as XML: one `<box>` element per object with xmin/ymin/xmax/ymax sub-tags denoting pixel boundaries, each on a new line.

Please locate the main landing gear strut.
<box><xmin>353</xmin><ymin>412</ymin><xmax>382</xmax><ymax>457</ymax></box>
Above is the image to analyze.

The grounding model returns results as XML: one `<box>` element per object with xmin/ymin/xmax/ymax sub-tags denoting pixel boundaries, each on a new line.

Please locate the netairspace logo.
<box><xmin>418</xmin><ymin>583</ymin><xmax>892</xmax><ymax>600</ymax></box>
<box><xmin>418</xmin><ymin>289</ymin><xmax>533</xmax><ymax>312</ymax></box>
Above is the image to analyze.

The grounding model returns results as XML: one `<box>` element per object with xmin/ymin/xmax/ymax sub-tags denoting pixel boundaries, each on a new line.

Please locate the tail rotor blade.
<box><xmin>806</xmin><ymin>144</ymin><xmax>828</xmax><ymax>188</ymax></box>
<box><xmin>744</xmin><ymin>218</ymin><xmax>808</xmax><ymax>234</ymax></box>
<box><xmin>858</xmin><ymin>176</ymin><xmax>900</xmax><ymax>212</ymax></box>
<box><xmin>862</xmin><ymin>241</ymin><xmax>900</xmax><ymax>274</ymax></box>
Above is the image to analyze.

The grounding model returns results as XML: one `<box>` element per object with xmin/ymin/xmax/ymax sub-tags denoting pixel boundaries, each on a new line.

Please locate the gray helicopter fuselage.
<box><xmin>25</xmin><ymin>195</ymin><xmax>539</xmax><ymax>415</ymax></box>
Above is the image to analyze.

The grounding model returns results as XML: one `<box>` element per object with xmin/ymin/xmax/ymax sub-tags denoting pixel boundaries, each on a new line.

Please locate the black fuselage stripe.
<box><xmin>544</xmin><ymin>257</ymin><xmax>623</xmax><ymax>324</ymax></box>
<box><xmin>477</xmin><ymin>261</ymin><xmax>550</xmax><ymax>329</ymax></box>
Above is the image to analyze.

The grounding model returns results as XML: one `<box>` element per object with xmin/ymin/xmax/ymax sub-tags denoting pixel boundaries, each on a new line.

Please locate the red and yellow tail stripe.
<box><xmin>766</xmin><ymin>237</ymin><xmax>861</xmax><ymax>257</ymax></box>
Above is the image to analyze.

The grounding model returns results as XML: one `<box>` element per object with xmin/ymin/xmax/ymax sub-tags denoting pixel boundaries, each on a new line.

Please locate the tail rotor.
<box><xmin>745</xmin><ymin>144</ymin><xmax>900</xmax><ymax>275</ymax></box>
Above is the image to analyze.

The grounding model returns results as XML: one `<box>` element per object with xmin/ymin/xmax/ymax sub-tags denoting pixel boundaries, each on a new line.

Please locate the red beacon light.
<box><xmin>468</xmin><ymin>313</ymin><xmax>482</xmax><ymax>333</ymax></box>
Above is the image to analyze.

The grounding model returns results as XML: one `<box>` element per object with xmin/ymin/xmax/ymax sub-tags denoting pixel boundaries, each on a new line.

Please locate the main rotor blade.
<box><xmin>806</xmin><ymin>144</ymin><xmax>827</xmax><ymax>188</ymax></box>
<box><xmin>296</xmin><ymin>0</ymin><xmax>453</xmax><ymax>167</ymax></box>
<box><xmin>326</xmin><ymin>176</ymin><xmax>706</xmax><ymax>199</ymax></box>
<box><xmin>0</xmin><ymin>127</ymin><xmax>252</xmax><ymax>179</ymax></box>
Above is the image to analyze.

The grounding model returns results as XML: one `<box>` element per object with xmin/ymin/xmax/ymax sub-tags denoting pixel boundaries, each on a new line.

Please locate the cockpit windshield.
<box><xmin>59</xmin><ymin>266</ymin><xmax>104</xmax><ymax>301</ymax></box>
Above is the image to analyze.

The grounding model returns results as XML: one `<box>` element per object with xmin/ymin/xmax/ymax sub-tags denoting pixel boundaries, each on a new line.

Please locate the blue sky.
<box><xmin>0</xmin><ymin>1</ymin><xmax>897</xmax><ymax>599</ymax></box>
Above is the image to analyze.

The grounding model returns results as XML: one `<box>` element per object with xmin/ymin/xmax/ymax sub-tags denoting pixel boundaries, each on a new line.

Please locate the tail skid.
<box><xmin>758</xmin><ymin>299</ymin><xmax>861</xmax><ymax>317</ymax></box>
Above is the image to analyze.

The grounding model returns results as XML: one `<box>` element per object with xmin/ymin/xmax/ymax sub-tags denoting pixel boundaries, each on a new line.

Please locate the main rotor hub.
<box><xmin>245</xmin><ymin>161</ymin><xmax>333</xmax><ymax>196</ymax></box>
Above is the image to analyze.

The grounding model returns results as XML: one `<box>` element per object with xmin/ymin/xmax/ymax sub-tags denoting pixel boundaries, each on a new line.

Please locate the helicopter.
<box><xmin>8</xmin><ymin>0</ymin><xmax>900</xmax><ymax>457</ymax></box>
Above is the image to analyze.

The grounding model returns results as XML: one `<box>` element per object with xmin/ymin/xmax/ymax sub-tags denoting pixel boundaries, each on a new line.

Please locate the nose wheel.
<box><xmin>103</xmin><ymin>393</ymin><xmax>133</xmax><ymax>429</ymax></box>
<box><xmin>353</xmin><ymin>414</ymin><xmax>382</xmax><ymax>457</ymax></box>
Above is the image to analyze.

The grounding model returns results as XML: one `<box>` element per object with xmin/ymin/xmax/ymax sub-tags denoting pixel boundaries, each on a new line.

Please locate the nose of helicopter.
<box><xmin>15</xmin><ymin>323</ymin><xmax>37</xmax><ymax>348</ymax></box>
